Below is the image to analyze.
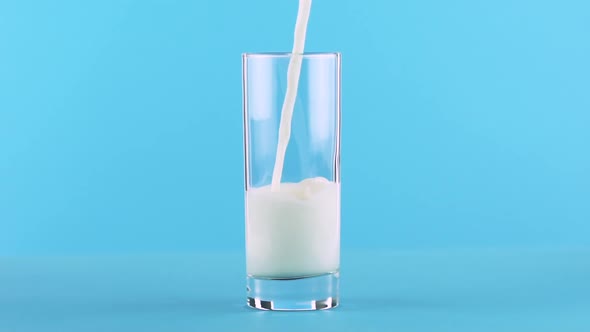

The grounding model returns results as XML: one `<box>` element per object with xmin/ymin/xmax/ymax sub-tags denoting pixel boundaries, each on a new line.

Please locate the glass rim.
<box><xmin>242</xmin><ymin>52</ymin><xmax>340</xmax><ymax>58</ymax></box>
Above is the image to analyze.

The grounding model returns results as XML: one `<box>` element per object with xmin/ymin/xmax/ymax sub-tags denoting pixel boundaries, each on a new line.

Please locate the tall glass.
<box><xmin>242</xmin><ymin>52</ymin><xmax>341</xmax><ymax>311</ymax></box>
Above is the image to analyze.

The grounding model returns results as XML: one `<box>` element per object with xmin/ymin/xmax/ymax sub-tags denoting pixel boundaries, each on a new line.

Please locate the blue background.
<box><xmin>0</xmin><ymin>0</ymin><xmax>589</xmax><ymax>330</ymax></box>
<box><xmin>2</xmin><ymin>0</ymin><xmax>588</xmax><ymax>255</ymax></box>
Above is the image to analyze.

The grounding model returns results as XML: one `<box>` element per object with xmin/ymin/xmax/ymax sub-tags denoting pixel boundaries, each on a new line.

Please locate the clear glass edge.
<box><xmin>242</xmin><ymin>52</ymin><xmax>341</xmax><ymax>58</ymax></box>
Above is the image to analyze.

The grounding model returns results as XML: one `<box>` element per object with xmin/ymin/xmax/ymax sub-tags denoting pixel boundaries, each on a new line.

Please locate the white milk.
<box><xmin>246</xmin><ymin>177</ymin><xmax>340</xmax><ymax>278</ymax></box>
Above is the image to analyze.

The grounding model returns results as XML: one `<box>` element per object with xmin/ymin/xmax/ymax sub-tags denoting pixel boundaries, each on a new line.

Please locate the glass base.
<box><xmin>246</xmin><ymin>272</ymin><xmax>339</xmax><ymax>311</ymax></box>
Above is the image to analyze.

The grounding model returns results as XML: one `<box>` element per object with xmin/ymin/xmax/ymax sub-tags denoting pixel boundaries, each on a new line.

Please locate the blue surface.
<box><xmin>1</xmin><ymin>249</ymin><xmax>589</xmax><ymax>331</ymax></box>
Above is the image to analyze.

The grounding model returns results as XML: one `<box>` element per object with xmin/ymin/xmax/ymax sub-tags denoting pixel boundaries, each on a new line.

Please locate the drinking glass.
<box><xmin>242</xmin><ymin>52</ymin><xmax>341</xmax><ymax>311</ymax></box>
